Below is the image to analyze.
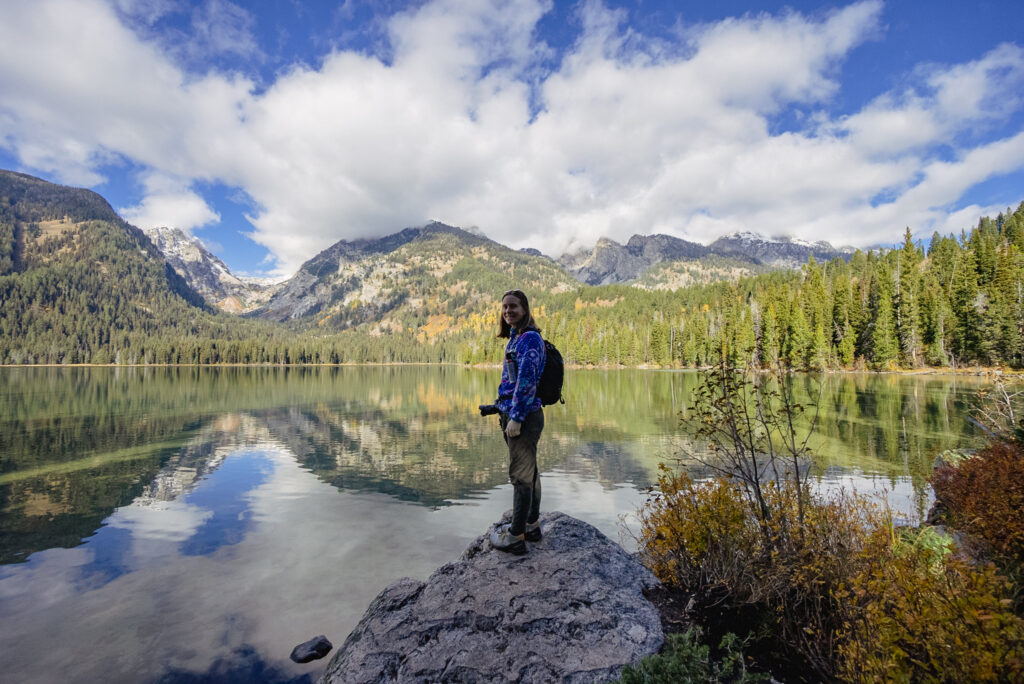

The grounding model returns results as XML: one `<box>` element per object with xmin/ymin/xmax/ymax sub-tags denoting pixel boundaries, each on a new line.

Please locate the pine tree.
<box><xmin>837</xmin><ymin>321</ymin><xmax>856</xmax><ymax>366</ymax></box>
<box><xmin>950</xmin><ymin>248</ymin><xmax>981</xmax><ymax>365</ymax></box>
<box><xmin>896</xmin><ymin>228</ymin><xmax>923</xmax><ymax>367</ymax></box>
<box><xmin>870</xmin><ymin>261</ymin><xmax>899</xmax><ymax>368</ymax></box>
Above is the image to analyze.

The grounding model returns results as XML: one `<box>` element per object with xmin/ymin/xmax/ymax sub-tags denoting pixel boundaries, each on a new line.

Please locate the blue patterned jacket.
<box><xmin>496</xmin><ymin>327</ymin><xmax>546</xmax><ymax>423</ymax></box>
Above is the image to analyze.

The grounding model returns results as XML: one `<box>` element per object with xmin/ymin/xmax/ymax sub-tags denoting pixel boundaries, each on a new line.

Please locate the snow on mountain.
<box><xmin>143</xmin><ymin>227</ymin><xmax>282</xmax><ymax>313</ymax></box>
<box><xmin>708</xmin><ymin>232</ymin><xmax>854</xmax><ymax>268</ymax></box>
<box><xmin>559</xmin><ymin>231</ymin><xmax>855</xmax><ymax>285</ymax></box>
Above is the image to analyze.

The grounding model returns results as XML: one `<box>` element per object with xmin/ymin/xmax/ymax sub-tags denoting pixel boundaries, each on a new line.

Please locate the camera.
<box><xmin>478</xmin><ymin>404</ymin><xmax>499</xmax><ymax>416</ymax></box>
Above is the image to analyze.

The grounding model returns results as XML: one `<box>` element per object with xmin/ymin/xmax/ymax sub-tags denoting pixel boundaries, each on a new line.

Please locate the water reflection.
<box><xmin>0</xmin><ymin>367</ymin><xmax>1001</xmax><ymax>683</ymax></box>
<box><xmin>0</xmin><ymin>367</ymin><xmax>995</xmax><ymax>565</ymax></box>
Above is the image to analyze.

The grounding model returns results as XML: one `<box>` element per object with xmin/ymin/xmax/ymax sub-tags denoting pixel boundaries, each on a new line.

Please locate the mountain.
<box><xmin>144</xmin><ymin>226</ymin><xmax>281</xmax><ymax>313</ymax></box>
<box><xmin>253</xmin><ymin>221</ymin><xmax>578</xmax><ymax>334</ymax></box>
<box><xmin>559</xmin><ymin>231</ymin><xmax>853</xmax><ymax>285</ymax></box>
<box><xmin>631</xmin><ymin>255</ymin><xmax>767</xmax><ymax>290</ymax></box>
<box><xmin>0</xmin><ymin>170</ymin><xmax>273</xmax><ymax>364</ymax></box>
<box><xmin>707</xmin><ymin>232</ymin><xmax>854</xmax><ymax>268</ymax></box>
<box><xmin>558</xmin><ymin>234</ymin><xmax>711</xmax><ymax>286</ymax></box>
<box><xmin>5</xmin><ymin>169</ymin><xmax>1023</xmax><ymax>371</ymax></box>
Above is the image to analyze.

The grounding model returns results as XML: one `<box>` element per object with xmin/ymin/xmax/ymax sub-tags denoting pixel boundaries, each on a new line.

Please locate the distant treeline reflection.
<box><xmin>0</xmin><ymin>367</ymin><xmax>988</xmax><ymax>565</ymax></box>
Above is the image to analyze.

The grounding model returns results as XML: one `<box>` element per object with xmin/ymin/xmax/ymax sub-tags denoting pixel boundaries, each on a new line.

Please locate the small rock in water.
<box><xmin>290</xmin><ymin>635</ymin><xmax>333</xmax><ymax>663</ymax></box>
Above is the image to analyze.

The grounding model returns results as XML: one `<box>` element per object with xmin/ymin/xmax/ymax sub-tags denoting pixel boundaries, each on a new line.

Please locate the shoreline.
<box><xmin>1</xmin><ymin>362</ymin><xmax>1021</xmax><ymax>377</ymax></box>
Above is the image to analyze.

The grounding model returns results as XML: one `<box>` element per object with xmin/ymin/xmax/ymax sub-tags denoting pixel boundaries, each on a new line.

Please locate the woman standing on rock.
<box><xmin>488</xmin><ymin>289</ymin><xmax>545</xmax><ymax>555</ymax></box>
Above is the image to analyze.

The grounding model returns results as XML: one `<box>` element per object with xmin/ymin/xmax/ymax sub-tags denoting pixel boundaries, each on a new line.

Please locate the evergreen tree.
<box><xmin>896</xmin><ymin>228</ymin><xmax>923</xmax><ymax>367</ymax></box>
<box><xmin>837</xmin><ymin>321</ymin><xmax>856</xmax><ymax>366</ymax></box>
<box><xmin>760</xmin><ymin>303</ymin><xmax>780</xmax><ymax>367</ymax></box>
<box><xmin>785</xmin><ymin>300</ymin><xmax>811</xmax><ymax>369</ymax></box>
<box><xmin>869</xmin><ymin>261</ymin><xmax>899</xmax><ymax>368</ymax></box>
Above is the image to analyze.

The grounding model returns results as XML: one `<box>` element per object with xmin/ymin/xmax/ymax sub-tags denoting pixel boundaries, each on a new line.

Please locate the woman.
<box><xmin>489</xmin><ymin>289</ymin><xmax>546</xmax><ymax>555</ymax></box>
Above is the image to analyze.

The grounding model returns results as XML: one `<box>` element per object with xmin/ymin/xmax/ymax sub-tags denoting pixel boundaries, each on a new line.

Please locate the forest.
<box><xmin>465</xmin><ymin>201</ymin><xmax>1024</xmax><ymax>371</ymax></box>
<box><xmin>2</xmin><ymin>162</ymin><xmax>1022</xmax><ymax>371</ymax></box>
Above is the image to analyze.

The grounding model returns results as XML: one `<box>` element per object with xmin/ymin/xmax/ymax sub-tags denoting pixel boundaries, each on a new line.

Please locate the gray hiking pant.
<box><xmin>499</xmin><ymin>409</ymin><xmax>543</xmax><ymax>536</ymax></box>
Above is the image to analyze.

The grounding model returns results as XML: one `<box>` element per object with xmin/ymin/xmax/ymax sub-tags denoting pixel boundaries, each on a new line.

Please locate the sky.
<box><xmin>2</xmin><ymin>0</ymin><xmax>1023</xmax><ymax>278</ymax></box>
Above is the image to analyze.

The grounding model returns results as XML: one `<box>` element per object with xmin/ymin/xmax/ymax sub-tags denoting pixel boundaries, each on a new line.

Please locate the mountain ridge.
<box><xmin>0</xmin><ymin>169</ymin><xmax>225</xmax><ymax>363</ymax></box>
<box><xmin>557</xmin><ymin>231</ymin><xmax>853</xmax><ymax>286</ymax></box>
<box><xmin>252</xmin><ymin>220</ymin><xmax>578</xmax><ymax>329</ymax></box>
<box><xmin>4</xmin><ymin>169</ymin><xmax>1023</xmax><ymax>371</ymax></box>
<box><xmin>143</xmin><ymin>226</ymin><xmax>281</xmax><ymax>313</ymax></box>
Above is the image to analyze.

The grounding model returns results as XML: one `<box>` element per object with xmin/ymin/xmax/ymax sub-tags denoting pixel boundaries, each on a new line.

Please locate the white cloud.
<box><xmin>183</xmin><ymin>0</ymin><xmax>260</xmax><ymax>61</ymax></box>
<box><xmin>836</xmin><ymin>43</ymin><xmax>1024</xmax><ymax>156</ymax></box>
<box><xmin>112</xmin><ymin>0</ymin><xmax>178</xmax><ymax>26</ymax></box>
<box><xmin>929</xmin><ymin>43</ymin><xmax>1024</xmax><ymax>121</ymax></box>
<box><xmin>120</xmin><ymin>173</ymin><xmax>220</xmax><ymax>230</ymax></box>
<box><xmin>0</xmin><ymin>0</ymin><xmax>1023</xmax><ymax>275</ymax></box>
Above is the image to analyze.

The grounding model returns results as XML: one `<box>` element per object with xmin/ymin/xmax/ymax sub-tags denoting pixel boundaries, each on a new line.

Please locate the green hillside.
<box><xmin>0</xmin><ymin>170</ymin><xmax>288</xmax><ymax>364</ymax></box>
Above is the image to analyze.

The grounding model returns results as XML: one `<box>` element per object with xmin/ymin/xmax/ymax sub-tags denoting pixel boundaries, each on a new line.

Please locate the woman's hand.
<box><xmin>505</xmin><ymin>420</ymin><xmax>521</xmax><ymax>438</ymax></box>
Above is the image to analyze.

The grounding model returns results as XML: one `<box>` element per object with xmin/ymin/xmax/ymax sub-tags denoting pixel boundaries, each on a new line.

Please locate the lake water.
<box><xmin>0</xmin><ymin>366</ymin><xmax>992</xmax><ymax>682</ymax></box>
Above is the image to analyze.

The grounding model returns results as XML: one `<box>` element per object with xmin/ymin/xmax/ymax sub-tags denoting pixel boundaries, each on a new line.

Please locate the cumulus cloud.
<box><xmin>836</xmin><ymin>43</ymin><xmax>1024</xmax><ymax>156</ymax></box>
<box><xmin>1</xmin><ymin>0</ymin><xmax>1023</xmax><ymax>275</ymax></box>
<box><xmin>120</xmin><ymin>181</ymin><xmax>221</xmax><ymax>233</ymax></box>
<box><xmin>120</xmin><ymin>172</ymin><xmax>219</xmax><ymax>232</ymax></box>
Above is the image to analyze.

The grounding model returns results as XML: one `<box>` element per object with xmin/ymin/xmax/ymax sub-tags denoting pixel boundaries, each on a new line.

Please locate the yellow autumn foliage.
<box><xmin>636</xmin><ymin>466</ymin><xmax>1024</xmax><ymax>681</ymax></box>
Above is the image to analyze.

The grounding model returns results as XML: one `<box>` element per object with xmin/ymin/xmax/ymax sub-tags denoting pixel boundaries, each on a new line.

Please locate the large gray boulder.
<box><xmin>319</xmin><ymin>511</ymin><xmax>663</xmax><ymax>683</ymax></box>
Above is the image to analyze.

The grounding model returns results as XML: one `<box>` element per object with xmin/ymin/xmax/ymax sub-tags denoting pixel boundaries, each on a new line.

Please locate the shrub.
<box><xmin>839</xmin><ymin>525</ymin><xmax>1024</xmax><ymax>682</ymax></box>
<box><xmin>639</xmin><ymin>469</ymin><xmax>759</xmax><ymax>599</ymax></box>
<box><xmin>617</xmin><ymin>626</ymin><xmax>766</xmax><ymax>683</ymax></box>
<box><xmin>637</xmin><ymin>359</ymin><xmax>1024</xmax><ymax>682</ymax></box>
<box><xmin>931</xmin><ymin>440</ymin><xmax>1024</xmax><ymax>564</ymax></box>
<box><xmin>638</xmin><ymin>361</ymin><xmax>881</xmax><ymax>678</ymax></box>
<box><xmin>637</xmin><ymin>469</ymin><xmax>877</xmax><ymax>679</ymax></box>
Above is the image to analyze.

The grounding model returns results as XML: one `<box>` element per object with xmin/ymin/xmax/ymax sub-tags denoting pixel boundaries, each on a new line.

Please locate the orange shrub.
<box><xmin>638</xmin><ymin>467</ymin><xmax>759</xmax><ymax>596</ymax></box>
<box><xmin>931</xmin><ymin>440</ymin><xmax>1024</xmax><ymax>564</ymax></box>
<box><xmin>636</xmin><ymin>466</ymin><xmax>1024</xmax><ymax>682</ymax></box>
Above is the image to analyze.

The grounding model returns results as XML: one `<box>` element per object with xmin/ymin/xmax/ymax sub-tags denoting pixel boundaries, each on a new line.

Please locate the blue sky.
<box><xmin>2</xmin><ymin>0</ymin><xmax>1023</xmax><ymax>277</ymax></box>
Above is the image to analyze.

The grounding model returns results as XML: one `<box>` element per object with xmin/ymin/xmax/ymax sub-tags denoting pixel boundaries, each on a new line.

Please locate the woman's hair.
<box><xmin>498</xmin><ymin>289</ymin><xmax>540</xmax><ymax>338</ymax></box>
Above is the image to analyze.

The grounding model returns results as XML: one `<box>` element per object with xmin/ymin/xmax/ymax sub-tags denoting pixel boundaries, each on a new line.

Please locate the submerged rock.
<box><xmin>319</xmin><ymin>511</ymin><xmax>663</xmax><ymax>683</ymax></box>
<box><xmin>291</xmin><ymin>635</ymin><xmax>333</xmax><ymax>663</ymax></box>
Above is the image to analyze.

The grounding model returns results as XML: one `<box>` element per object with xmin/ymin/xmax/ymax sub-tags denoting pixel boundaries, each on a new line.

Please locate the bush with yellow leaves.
<box><xmin>838</xmin><ymin>524</ymin><xmax>1024</xmax><ymax>682</ymax></box>
<box><xmin>636</xmin><ymin>359</ymin><xmax>1024</xmax><ymax>682</ymax></box>
<box><xmin>637</xmin><ymin>468</ymin><xmax>876</xmax><ymax>680</ymax></box>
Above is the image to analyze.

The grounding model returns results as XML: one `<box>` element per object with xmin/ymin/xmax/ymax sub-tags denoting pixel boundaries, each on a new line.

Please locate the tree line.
<box><xmin>507</xmin><ymin>202</ymin><xmax>1024</xmax><ymax>370</ymax></box>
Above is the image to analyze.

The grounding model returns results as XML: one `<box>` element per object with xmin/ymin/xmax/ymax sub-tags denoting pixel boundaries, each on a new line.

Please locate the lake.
<box><xmin>0</xmin><ymin>366</ymin><xmax>992</xmax><ymax>682</ymax></box>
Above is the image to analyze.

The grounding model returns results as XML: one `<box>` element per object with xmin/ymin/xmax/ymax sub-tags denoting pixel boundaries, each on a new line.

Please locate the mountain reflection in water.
<box><xmin>0</xmin><ymin>366</ymin><xmax>993</xmax><ymax>682</ymax></box>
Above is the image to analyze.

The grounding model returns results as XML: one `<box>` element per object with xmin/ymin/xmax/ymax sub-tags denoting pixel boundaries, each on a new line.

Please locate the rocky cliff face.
<box><xmin>560</xmin><ymin>231</ymin><xmax>853</xmax><ymax>285</ymax></box>
<box><xmin>143</xmin><ymin>227</ymin><xmax>281</xmax><ymax>313</ymax></box>
<box><xmin>708</xmin><ymin>231</ymin><xmax>854</xmax><ymax>268</ymax></box>
<box><xmin>319</xmin><ymin>511</ymin><xmax>663</xmax><ymax>683</ymax></box>
<box><xmin>558</xmin><ymin>234</ymin><xmax>711</xmax><ymax>286</ymax></box>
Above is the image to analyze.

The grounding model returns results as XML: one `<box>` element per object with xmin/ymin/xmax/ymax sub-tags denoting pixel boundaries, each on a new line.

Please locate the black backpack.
<box><xmin>537</xmin><ymin>339</ymin><xmax>565</xmax><ymax>406</ymax></box>
<box><xmin>501</xmin><ymin>335</ymin><xmax>565</xmax><ymax>406</ymax></box>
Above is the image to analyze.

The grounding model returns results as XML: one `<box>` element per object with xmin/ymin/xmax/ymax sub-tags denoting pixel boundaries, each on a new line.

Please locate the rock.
<box><xmin>319</xmin><ymin>512</ymin><xmax>663</xmax><ymax>683</ymax></box>
<box><xmin>932</xmin><ymin>448</ymin><xmax>977</xmax><ymax>470</ymax></box>
<box><xmin>291</xmin><ymin>635</ymin><xmax>333</xmax><ymax>663</ymax></box>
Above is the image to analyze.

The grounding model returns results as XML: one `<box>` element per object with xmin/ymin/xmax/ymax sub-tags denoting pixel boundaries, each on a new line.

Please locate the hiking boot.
<box><xmin>490</xmin><ymin>526</ymin><xmax>527</xmax><ymax>555</ymax></box>
<box><xmin>524</xmin><ymin>520</ymin><xmax>542</xmax><ymax>542</ymax></box>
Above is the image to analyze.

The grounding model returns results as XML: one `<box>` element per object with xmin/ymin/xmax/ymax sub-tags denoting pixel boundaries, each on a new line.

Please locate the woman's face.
<box><xmin>502</xmin><ymin>294</ymin><xmax>525</xmax><ymax>329</ymax></box>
